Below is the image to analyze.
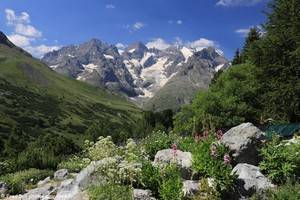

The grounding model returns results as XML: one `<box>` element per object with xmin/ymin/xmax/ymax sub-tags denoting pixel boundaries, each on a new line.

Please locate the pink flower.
<box><xmin>194</xmin><ymin>132</ymin><xmax>202</xmax><ymax>142</ymax></box>
<box><xmin>223</xmin><ymin>154</ymin><xmax>231</xmax><ymax>164</ymax></box>
<box><xmin>203</xmin><ymin>130</ymin><xmax>209</xmax><ymax>139</ymax></box>
<box><xmin>216</xmin><ymin>130</ymin><xmax>223</xmax><ymax>140</ymax></box>
<box><xmin>171</xmin><ymin>143</ymin><xmax>177</xmax><ymax>157</ymax></box>
<box><xmin>210</xmin><ymin>144</ymin><xmax>218</xmax><ymax>158</ymax></box>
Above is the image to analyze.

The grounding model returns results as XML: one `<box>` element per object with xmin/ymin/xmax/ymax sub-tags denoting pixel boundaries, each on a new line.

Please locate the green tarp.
<box><xmin>266</xmin><ymin>123</ymin><xmax>300</xmax><ymax>138</ymax></box>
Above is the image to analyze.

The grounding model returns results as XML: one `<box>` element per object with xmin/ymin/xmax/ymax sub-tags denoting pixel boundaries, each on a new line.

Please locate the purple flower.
<box><xmin>223</xmin><ymin>154</ymin><xmax>231</xmax><ymax>164</ymax></box>
<box><xmin>216</xmin><ymin>130</ymin><xmax>223</xmax><ymax>140</ymax></box>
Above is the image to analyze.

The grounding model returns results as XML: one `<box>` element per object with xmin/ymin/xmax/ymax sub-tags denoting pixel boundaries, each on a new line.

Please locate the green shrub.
<box><xmin>178</xmin><ymin>134</ymin><xmax>235</xmax><ymax>193</ymax></box>
<box><xmin>138</xmin><ymin>160</ymin><xmax>161</xmax><ymax>196</ymax></box>
<box><xmin>140</xmin><ymin>130</ymin><xmax>178</xmax><ymax>160</ymax></box>
<box><xmin>57</xmin><ymin>155</ymin><xmax>90</xmax><ymax>173</ymax></box>
<box><xmin>88</xmin><ymin>184</ymin><xmax>133</xmax><ymax>200</ymax></box>
<box><xmin>159</xmin><ymin>164</ymin><xmax>183</xmax><ymax>200</ymax></box>
<box><xmin>0</xmin><ymin>168</ymin><xmax>52</xmax><ymax>194</ymax></box>
<box><xmin>259</xmin><ymin>136</ymin><xmax>300</xmax><ymax>184</ymax></box>
<box><xmin>194</xmin><ymin>178</ymin><xmax>220</xmax><ymax>200</ymax></box>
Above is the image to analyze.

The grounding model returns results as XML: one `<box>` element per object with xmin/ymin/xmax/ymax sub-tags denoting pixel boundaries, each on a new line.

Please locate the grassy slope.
<box><xmin>0</xmin><ymin>43</ymin><xmax>142</xmax><ymax>146</ymax></box>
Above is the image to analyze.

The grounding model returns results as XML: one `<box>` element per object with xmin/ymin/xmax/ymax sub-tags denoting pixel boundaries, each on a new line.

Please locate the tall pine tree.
<box><xmin>249</xmin><ymin>0</ymin><xmax>300</xmax><ymax>122</ymax></box>
<box><xmin>240</xmin><ymin>27</ymin><xmax>261</xmax><ymax>62</ymax></box>
<box><xmin>232</xmin><ymin>48</ymin><xmax>242</xmax><ymax>65</ymax></box>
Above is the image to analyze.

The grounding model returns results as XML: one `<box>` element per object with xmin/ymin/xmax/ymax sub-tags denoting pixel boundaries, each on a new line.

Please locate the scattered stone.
<box><xmin>231</xmin><ymin>163</ymin><xmax>275</xmax><ymax>198</ymax></box>
<box><xmin>221</xmin><ymin>123</ymin><xmax>266</xmax><ymax>165</ymax></box>
<box><xmin>182</xmin><ymin>180</ymin><xmax>200</xmax><ymax>198</ymax></box>
<box><xmin>37</xmin><ymin>176</ymin><xmax>51</xmax><ymax>186</ymax></box>
<box><xmin>0</xmin><ymin>182</ymin><xmax>8</xmax><ymax>198</ymax></box>
<box><xmin>54</xmin><ymin>169</ymin><xmax>69</xmax><ymax>180</ymax></box>
<box><xmin>133</xmin><ymin>189</ymin><xmax>156</xmax><ymax>200</ymax></box>
<box><xmin>153</xmin><ymin>149</ymin><xmax>193</xmax><ymax>179</ymax></box>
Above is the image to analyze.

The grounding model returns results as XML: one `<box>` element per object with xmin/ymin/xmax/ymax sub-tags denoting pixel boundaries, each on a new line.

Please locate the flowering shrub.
<box><xmin>87</xmin><ymin>136</ymin><xmax>119</xmax><ymax>161</ymax></box>
<box><xmin>92</xmin><ymin>137</ymin><xmax>143</xmax><ymax>186</ymax></box>
<box><xmin>140</xmin><ymin>130</ymin><xmax>179</xmax><ymax>160</ymax></box>
<box><xmin>178</xmin><ymin>132</ymin><xmax>235</xmax><ymax>193</ymax></box>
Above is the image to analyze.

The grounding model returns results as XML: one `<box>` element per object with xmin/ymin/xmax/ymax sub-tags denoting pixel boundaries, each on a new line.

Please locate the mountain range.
<box><xmin>42</xmin><ymin>39</ymin><xmax>230</xmax><ymax>111</ymax></box>
<box><xmin>0</xmin><ymin>31</ymin><xmax>141</xmax><ymax>149</ymax></box>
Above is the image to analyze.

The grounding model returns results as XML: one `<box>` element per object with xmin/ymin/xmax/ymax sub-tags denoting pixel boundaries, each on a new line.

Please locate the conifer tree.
<box><xmin>232</xmin><ymin>49</ymin><xmax>241</xmax><ymax>65</ymax></box>
<box><xmin>240</xmin><ymin>27</ymin><xmax>261</xmax><ymax>62</ymax></box>
<box><xmin>250</xmin><ymin>0</ymin><xmax>300</xmax><ymax>122</ymax></box>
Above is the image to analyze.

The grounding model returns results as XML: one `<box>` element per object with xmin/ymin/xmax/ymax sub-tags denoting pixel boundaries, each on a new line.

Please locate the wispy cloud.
<box><xmin>235</xmin><ymin>25</ymin><xmax>263</xmax><ymax>37</ymax></box>
<box><xmin>133</xmin><ymin>22</ymin><xmax>144</xmax><ymax>30</ymax></box>
<box><xmin>168</xmin><ymin>20</ymin><xmax>183</xmax><ymax>25</ymax></box>
<box><xmin>124</xmin><ymin>22</ymin><xmax>145</xmax><ymax>32</ymax></box>
<box><xmin>216</xmin><ymin>0</ymin><xmax>264</xmax><ymax>6</ymax></box>
<box><xmin>5</xmin><ymin>8</ymin><xmax>60</xmax><ymax>58</ymax></box>
<box><xmin>146</xmin><ymin>37</ymin><xmax>221</xmax><ymax>53</ymax></box>
<box><xmin>106</xmin><ymin>4</ymin><xmax>116</xmax><ymax>9</ymax></box>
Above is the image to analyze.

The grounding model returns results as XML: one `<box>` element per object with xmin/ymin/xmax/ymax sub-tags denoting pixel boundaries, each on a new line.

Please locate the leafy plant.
<box><xmin>194</xmin><ymin>178</ymin><xmax>220</xmax><ymax>200</ymax></box>
<box><xmin>88</xmin><ymin>184</ymin><xmax>133</xmax><ymax>200</ymax></box>
<box><xmin>138</xmin><ymin>160</ymin><xmax>161</xmax><ymax>196</ymax></box>
<box><xmin>259</xmin><ymin>135</ymin><xmax>300</xmax><ymax>184</ymax></box>
<box><xmin>159</xmin><ymin>164</ymin><xmax>183</xmax><ymax>200</ymax></box>
<box><xmin>0</xmin><ymin>168</ymin><xmax>52</xmax><ymax>195</ymax></box>
<box><xmin>178</xmin><ymin>134</ymin><xmax>235</xmax><ymax>194</ymax></box>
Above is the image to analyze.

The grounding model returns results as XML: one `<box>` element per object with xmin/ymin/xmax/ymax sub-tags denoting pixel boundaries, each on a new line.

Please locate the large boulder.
<box><xmin>54</xmin><ymin>179</ymin><xmax>82</xmax><ymax>200</ymax></box>
<box><xmin>231</xmin><ymin>163</ymin><xmax>275</xmax><ymax>198</ymax></box>
<box><xmin>133</xmin><ymin>189</ymin><xmax>156</xmax><ymax>200</ymax></box>
<box><xmin>54</xmin><ymin>169</ymin><xmax>69</xmax><ymax>180</ymax></box>
<box><xmin>153</xmin><ymin>149</ymin><xmax>192</xmax><ymax>179</ymax></box>
<box><xmin>221</xmin><ymin>123</ymin><xmax>266</xmax><ymax>165</ymax></box>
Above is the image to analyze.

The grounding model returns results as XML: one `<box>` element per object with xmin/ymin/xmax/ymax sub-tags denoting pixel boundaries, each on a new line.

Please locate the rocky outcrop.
<box><xmin>153</xmin><ymin>149</ymin><xmax>193</xmax><ymax>179</ymax></box>
<box><xmin>22</xmin><ymin>184</ymin><xmax>57</xmax><ymax>200</ymax></box>
<box><xmin>54</xmin><ymin>169</ymin><xmax>69</xmax><ymax>180</ymax></box>
<box><xmin>221</xmin><ymin>123</ymin><xmax>266</xmax><ymax>165</ymax></box>
<box><xmin>231</xmin><ymin>163</ymin><xmax>275</xmax><ymax>198</ymax></box>
<box><xmin>133</xmin><ymin>189</ymin><xmax>156</xmax><ymax>200</ymax></box>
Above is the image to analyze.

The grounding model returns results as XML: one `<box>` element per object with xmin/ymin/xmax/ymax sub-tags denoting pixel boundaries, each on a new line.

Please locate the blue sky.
<box><xmin>0</xmin><ymin>0</ymin><xmax>269</xmax><ymax>58</ymax></box>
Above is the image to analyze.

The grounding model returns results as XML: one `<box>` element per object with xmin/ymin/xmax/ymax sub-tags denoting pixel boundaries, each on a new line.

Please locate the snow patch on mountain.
<box><xmin>104</xmin><ymin>54</ymin><xmax>114</xmax><ymax>60</ymax></box>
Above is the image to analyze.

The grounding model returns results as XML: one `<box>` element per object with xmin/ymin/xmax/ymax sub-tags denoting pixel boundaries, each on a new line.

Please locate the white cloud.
<box><xmin>8</xmin><ymin>34</ymin><xmax>32</xmax><ymax>46</ymax></box>
<box><xmin>24</xmin><ymin>45</ymin><xmax>60</xmax><ymax>58</ymax></box>
<box><xmin>216</xmin><ymin>0</ymin><xmax>263</xmax><ymax>6</ymax></box>
<box><xmin>4</xmin><ymin>8</ymin><xmax>60</xmax><ymax>58</ymax></box>
<box><xmin>133</xmin><ymin>22</ymin><xmax>144</xmax><ymax>30</ymax></box>
<box><xmin>106</xmin><ymin>4</ymin><xmax>115</xmax><ymax>9</ymax></box>
<box><xmin>146</xmin><ymin>38</ymin><xmax>171</xmax><ymax>50</ymax></box>
<box><xmin>235</xmin><ymin>25</ymin><xmax>263</xmax><ymax>37</ymax></box>
<box><xmin>177</xmin><ymin>20</ymin><xmax>183</xmax><ymax>25</ymax></box>
<box><xmin>15</xmin><ymin>23</ymin><xmax>42</xmax><ymax>38</ymax></box>
<box><xmin>186</xmin><ymin>38</ymin><xmax>217</xmax><ymax>51</ymax></box>
<box><xmin>5</xmin><ymin>9</ymin><xmax>30</xmax><ymax>25</ymax></box>
<box><xmin>235</xmin><ymin>28</ymin><xmax>251</xmax><ymax>37</ymax></box>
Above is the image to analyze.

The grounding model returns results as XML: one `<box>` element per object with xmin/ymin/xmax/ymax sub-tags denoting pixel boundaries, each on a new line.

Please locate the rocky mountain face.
<box><xmin>42</xmin><ymin>39</ymin><xmax>230</xmax><ymax>111</ymax></box>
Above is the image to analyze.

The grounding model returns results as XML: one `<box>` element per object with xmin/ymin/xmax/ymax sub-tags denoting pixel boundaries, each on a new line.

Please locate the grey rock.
<box><xmin>133</xmin><ymin>189</ymin><xmax>156</xmax><ymax>200</ymax></box>
<box><xmin>0</xmin><ymin>182</ymin><xmax>8</xmax><ymax>197</ymax></box>
<box><xmin>54</xmin><ymin>169</ymin><xmax>69</xmax><ymax>180</ymax></box>
<box><xmin>231</xmin><ymin>163</ymin><xmax>275</xmax><ymax>198</ymax></box>
<box><xmin>153</xmin><ymin>149</ymin><xmax>193</xmax><ymax>179</ymax></box>
<box><xmin>22</xmin><ymin>184</ymin><xmax>56</xmax><ymax>200</ymax></box>
<box><xmin>221</xmin><ymin>123</ymin><xmax>266</xmax><ymax>165</ymax></box>
<box><xmin>37</xmin><ymin>177</ymin><xmax>51</xmax><ymax>186</ymax></box>
<box><xmin>54</xmin><ymin>179</ymin><xmax>82</xmax><ymax>200</ymax></box>
<box><xmin>182</xmin><ymin>180</ymin><xmax>200</xmax><ymax>198</ymax></box>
